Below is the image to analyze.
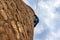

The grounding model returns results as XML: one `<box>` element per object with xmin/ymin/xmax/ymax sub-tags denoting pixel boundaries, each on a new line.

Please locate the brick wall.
<box><xmin>0</xmin><ymin>0</ymin><xmax>35</xmax><ymax>40</ymax></box>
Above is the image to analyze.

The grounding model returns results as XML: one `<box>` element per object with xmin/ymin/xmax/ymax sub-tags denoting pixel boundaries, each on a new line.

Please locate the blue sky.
<box><xmin>23</xmin><ymin>0</ymin><xmax>60</xmax><ymax>40</ymax></box>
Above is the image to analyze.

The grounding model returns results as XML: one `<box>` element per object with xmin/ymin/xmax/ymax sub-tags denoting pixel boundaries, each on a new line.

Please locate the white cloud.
<box><xmin>38</xmin><ymin>0</ymin><xmax>60</xmax><ymax>40</ymax></box>
<box><xmin>38</xmin><ymin>1</ymin><xmax>49</xmax><ymax>9</ymax></box>
<box><xmin>38</xmin><ymin>0</ymin><xmax>60</xmax><ymax>28</ymax></box>
<box><xmin>34</xmin><ymin>24</ymin><xmax>44</xmax><ymax>34</ymax></box>
<box><xmin>54</xmin><ymin>0</ymin><xmax>60</xmax><ymax>7</ymax></box>
<box><xmin>46</xmin><ymin>30</ymin><xmax>60</xmax><ymax>40</ymax></box>
<box><xmin>38</xmin><ymin>1</ymin><xmax>55</xmax><ymax>29</ymax></box>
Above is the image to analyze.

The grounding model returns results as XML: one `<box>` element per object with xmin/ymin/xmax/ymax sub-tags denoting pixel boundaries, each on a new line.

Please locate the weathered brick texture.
<box><xmin>0</xmin><ymin>0</ymin><xmax>35</xmax><ymax>40</ymax></box>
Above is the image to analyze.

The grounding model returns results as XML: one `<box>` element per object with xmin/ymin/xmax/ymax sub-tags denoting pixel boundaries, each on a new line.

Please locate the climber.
<box><xmin>34</xmin><ymin>14</ymin><xmax>39</xmax><ymax>27</ymax></box>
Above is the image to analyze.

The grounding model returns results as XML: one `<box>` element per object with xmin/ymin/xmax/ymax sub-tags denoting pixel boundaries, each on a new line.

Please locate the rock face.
<box><xmin>0</xmin><ymin>0</ymin><xmax>35</xmax><ymax>40</ymax></box>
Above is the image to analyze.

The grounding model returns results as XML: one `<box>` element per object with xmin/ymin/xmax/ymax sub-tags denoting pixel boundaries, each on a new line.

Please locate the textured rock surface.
<box><xmin>0</xmin><ymin>0</ymin><xmax>35</xmax><ymax>40</ymax></box>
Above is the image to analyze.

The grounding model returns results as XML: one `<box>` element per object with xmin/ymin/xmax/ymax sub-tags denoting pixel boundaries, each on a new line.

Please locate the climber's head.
<box><xmin>34</xmin><ymin>15</ymin><xmax>39</xmax><ymax>27</ymax></box>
